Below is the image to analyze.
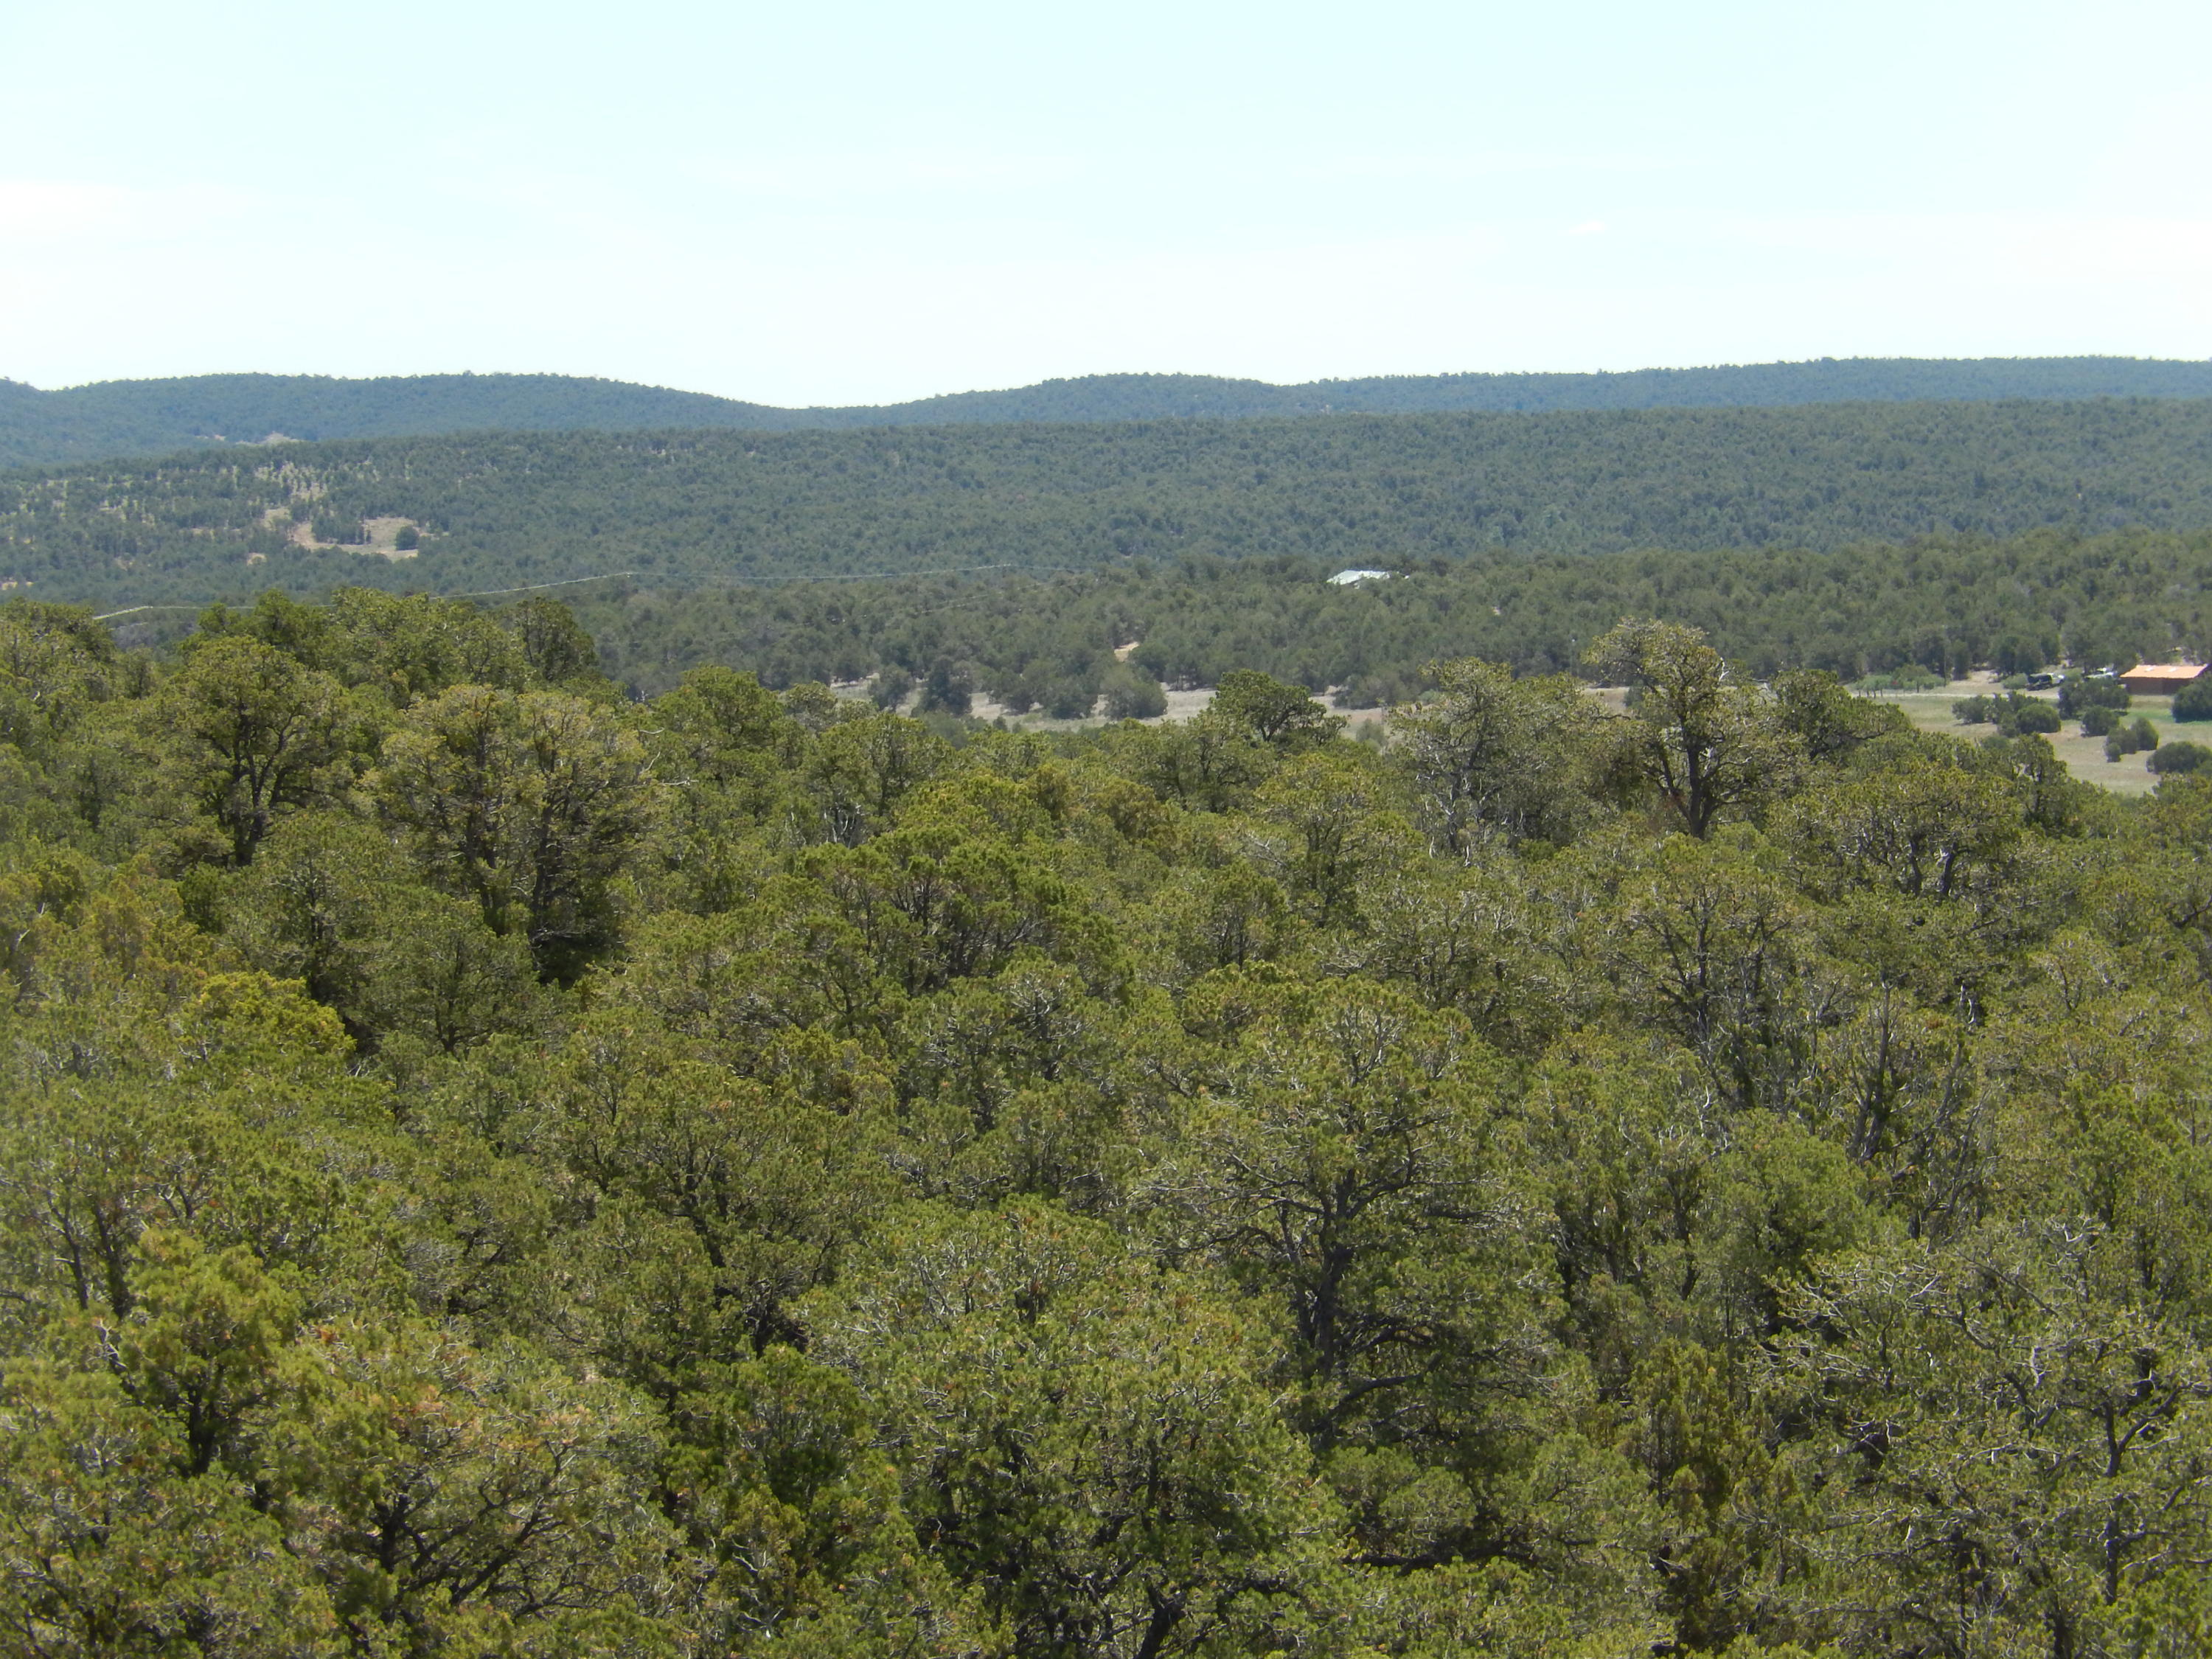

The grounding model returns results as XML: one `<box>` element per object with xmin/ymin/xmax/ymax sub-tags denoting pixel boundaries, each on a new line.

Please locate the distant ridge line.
<box><xmin>5</xmin><ymin>356</ymin><xmax>2212</xmax><ymax>472</ymax></box>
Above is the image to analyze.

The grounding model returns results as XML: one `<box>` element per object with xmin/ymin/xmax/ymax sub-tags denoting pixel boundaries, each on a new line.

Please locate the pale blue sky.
<box><xmin>4</xmin><ymin>0</ymin><xmax>2208</xmax><ymax>404</ymax></box>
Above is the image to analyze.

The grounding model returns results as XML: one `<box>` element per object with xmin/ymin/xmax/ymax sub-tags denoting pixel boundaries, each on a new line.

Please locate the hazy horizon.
<box><xmin>12</xmin><ymin>354</ymin><xmax>2210</xmax><ymax>407</ymax></box>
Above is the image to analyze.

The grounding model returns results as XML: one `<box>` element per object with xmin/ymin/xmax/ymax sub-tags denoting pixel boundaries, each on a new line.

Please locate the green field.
<box><xmin>1868</xmin><ymin>682</ymin><xmax>2191</xmax><ymax>795</ymax></box>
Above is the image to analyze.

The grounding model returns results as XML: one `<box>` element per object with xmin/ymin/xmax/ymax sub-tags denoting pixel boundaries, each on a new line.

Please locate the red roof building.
<box><xmin>2118</xmin><ymin>663</ymin><xmax>2208</xmax><ymax>695</ymax></box>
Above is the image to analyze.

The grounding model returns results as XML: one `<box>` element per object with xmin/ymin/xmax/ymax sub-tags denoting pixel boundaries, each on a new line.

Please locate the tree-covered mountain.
<box><xmin>4</xmin><ymin>355</ymin><xmax>2210</xmax><ymax>468</ymax></box>
<box><xmin>9</xmin><ymin>397</ymin><xmax>2212</xmax><ymax>610</ymax></box>
<box><xmin>0</xmin><ymin>372</ymin><xmax>791</xmax><ymax>470</ymax></box>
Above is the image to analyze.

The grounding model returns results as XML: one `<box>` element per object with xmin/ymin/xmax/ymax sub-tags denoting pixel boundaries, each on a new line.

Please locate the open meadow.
<box><xmin>1864</xmin><ymin>677</ymin><xmax>2192</xmax><ymax>796</ymax></box>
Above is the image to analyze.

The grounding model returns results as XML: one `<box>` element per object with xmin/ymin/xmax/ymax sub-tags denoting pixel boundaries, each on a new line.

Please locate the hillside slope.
<box><xmin>4</xmin><ymin>357</ymin><xmax>2210</xmax><ymax>469</ymax></box>
<box><xmin>7</xmin><ymin>398</ymin><xmax>2212</xmax><ymax>611</ymax></box>
<box><xmin>0</xmin><ymin>372</ymin><xmax>787</xmax><ymax>470</ymax></box>
<box><xmin>568</xmin><ymin>528</ymin><xmax>2212</xmax><ymax>700</ymax></box>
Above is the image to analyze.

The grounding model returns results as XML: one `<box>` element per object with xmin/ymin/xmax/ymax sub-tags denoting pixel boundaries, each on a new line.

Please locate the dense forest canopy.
<box><xmin>570</xmin><ymin>527</ymin><xmax>2212</xmax><ymax>702</ymax></box>
<box><xmin>7</xmin><ymin>398</ymin><xmax>2212</xmax><ymax>610</ymax></box>
<box><xmin>2</xmin><ymin>587</ymin><xmax>2211</xmax><ymax>1658</ymax></box>
<box><xmin>4</xmin><ymin>356</ymin><xmax>2209</xmax><ymax>469</ymax></box>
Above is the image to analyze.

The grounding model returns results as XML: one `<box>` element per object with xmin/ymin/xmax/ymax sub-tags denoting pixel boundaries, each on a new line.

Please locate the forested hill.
<box><xmin>7</xmin><ymin>397</ymin><xmax>2212</xmax><ymax>610</ymax></box>
<box><xmin>4</xmin><ymin>355</ymin><xmax>2211</xmax><ymax>467</ymax></box>
<box><xmin>900</xmin><ymin>355</ymin><xmax>2212</xmax><ymax>422</ymax></box>
<box><xmin>0</xmin><ymin>372</ymin><xmax>787</xmax><ymax>471</ymax></box>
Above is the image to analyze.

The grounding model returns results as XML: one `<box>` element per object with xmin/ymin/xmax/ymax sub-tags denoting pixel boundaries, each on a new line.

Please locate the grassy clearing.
<box><xmin>1864</xmin><ymin>683</ymin><xmax>2202</xmax><ymax>797</ymax></box>
<box><xmin>881</xmin><ymin>672</ymin><xmax>2191</xmax><ymax>790</ymax></box>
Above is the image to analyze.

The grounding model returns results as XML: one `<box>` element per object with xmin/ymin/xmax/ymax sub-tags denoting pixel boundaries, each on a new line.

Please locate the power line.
<box><xmin>91</xmin><ymin>603</ymin><xmax>202</xmax><ymax>621</ymax></box>
<box><xmin>91</xmin><ymin>561</ymin><xmax>1074</xmax><ymax>623</ymax></box>
<box><xmin>442</xmin><ymin>571</ymin><xmax>642</xmax><ymax>599</ymax></box>
<box><xmin>91</xmin><ymin>570</ymin><xmax>647</xmax><ymax>621</ymax></box>
<box><xmin>686</xmin><ymin>562</ymin><xmax>1082</xmax><ymax>588</ymax></box>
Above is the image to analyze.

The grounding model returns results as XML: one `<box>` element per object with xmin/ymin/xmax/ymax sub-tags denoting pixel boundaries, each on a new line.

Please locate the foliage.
<box><xmin>1587</xmin><ymin>619</ymin><xmax>1799</xmax><ymax>835</ymax></box>
<box><xmin>1392</xmin><ymin>657</ymin><xmax>1606</xmax><ymax>852</ymax></box>
<box><xmin>2148</xmin><ymin>740</ymin><xmax>2212</xmax><ymax>773</ymax></box>
<box><xmin>0</xmin><ymin>592</ymin><xmax>2206</xmax><ymax>1658</ymax></box>
<box><xmin>13</xmin><ymin>403</ymin><xmax>2212</xmax><ymax>618</ymax></box>
<box><xmin>2057</xmin><ymin>674</ymin><xmax>2130</xmax><ymax>717</ymax></box>
<box><xmin>1851</xmin><ymin>663</ymin><xmax>1941</xmax><ymax>691</ymax></box>
<box><xmin>551</xmin><ymin>523</ymin><xmax>2212</xmax><ymax>703</ymax></box>
<box><xmin>1098</xmin><ymin>661</ymin><xmax>1166</xmax><ymax>720</ymax></box>
<box><xmin>1955</xmin><ymin>687</ymin><xmax>2063</xmax><ymax>736</ymax></box>
<box><xmin>2172</xmin><ymin>673</ymin><xmax>2212</xmax><ymax>720</ymax></box>
<box><xmin>2109</xmin><ymin>715</ymin><xmax>2162</xmax><ymax>759</ymax></box>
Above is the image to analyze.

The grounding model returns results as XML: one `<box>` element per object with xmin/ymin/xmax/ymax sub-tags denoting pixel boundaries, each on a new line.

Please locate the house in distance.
<box><xmin>2118</xmin><ymin>662</ymin><xmax>2209</xmax><ymax>695</ymax></box>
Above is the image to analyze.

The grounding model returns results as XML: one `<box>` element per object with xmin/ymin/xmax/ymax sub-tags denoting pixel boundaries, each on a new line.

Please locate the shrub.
<box><xmin>915</xmin><ymin>709</ymin><xmax>973</xmax><ymax>746</ymax></box>
<box><xmin>2149</xmin><ymin>741</ymin><xmax>2212</xmax><ymax>774</ymax></box>
<box><xmin>1099</xmin><ymin>662</ymin><xmax>1167</xmax><ymax>721</ymax></box>
<box><xmin>2079</xmin><ymin>704</ymin><xmax>2121</xmax><ymax>737</ymax></box>
<box><xmin>1957</xmin><ymin>690</ymin><xmax>2059</xmax><ymax>731</ymax></box>
<box><xmin>1854</xmin><ymin>665</ymin><xmax>1943</xmax><ymax>692</ymax></box>
<box><xmin>2003</xmin><ymin>697</ymin><xmax>2062</xmax><ymax>734</ymax></box>
<box><xmin>992</xmin><ymin>673</ymin><xmax>1040</xmax><ymax>715</ymax></box>
<box><xmin>2107</xmin><ymin>717</ymin><xmax>2161</xmax><ymax>760</ymax></box>
<box><xmin>917</xmin><ymin>658</ymin><xmax>973</xmax><ymax>717</ymax></box>
<box><xmin>2057</xmin><ymin>676</ymin><xmax>2129</xmax><ymax>717</ymax></box>
<box><xmin>872</xmin><ymin>666</ymin><xmax>914</xmax><ymax>710</ymax></box>
<box><xmin>1337</xmin><ymin>669</ymin><xmax>1423</xmax><ymax>709</ymax></box>
<box><xmin>2172</xmin><ymin>675</ymin><xmax>2212</xmax><ymax>721</ymax></box>
<box><xmin>1043</xmin><ymin>678</ymin><xmax>1096</xmax><ymax>720</ymax></box>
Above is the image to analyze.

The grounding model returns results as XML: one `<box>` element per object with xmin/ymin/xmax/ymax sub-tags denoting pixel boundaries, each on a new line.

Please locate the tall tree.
<box><xmin>148</xmin><ymin>635</ymin><xmax>358</xmax><ymax>865</ymax></box>
<box><xmin>1587</xmin><ymin>619</ymin><xmax>1799</xmax><ymax>838</ymax></box>
<box><xmin>372</xmin><ymin>686</ymin><xmax>655</xmax><ymax>978</ymax></box>
<box><xmin>1394</xmin><ymin>657</ymin><xmax>1605</xmax><ymax>855</ymax></box>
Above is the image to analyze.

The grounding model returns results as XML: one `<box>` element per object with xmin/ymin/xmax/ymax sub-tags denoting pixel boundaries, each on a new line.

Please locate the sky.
<box><xmin>3</xmin><ymin>0</ymin><xmax>2209</xmax><ymax>406</ymax></box>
